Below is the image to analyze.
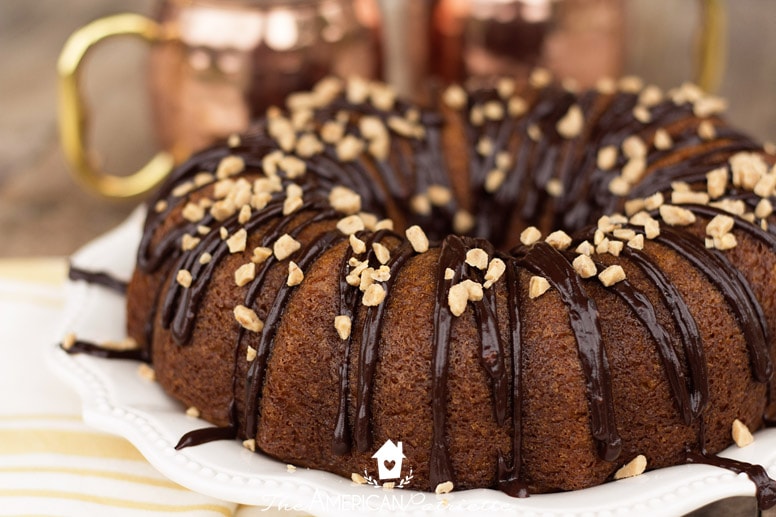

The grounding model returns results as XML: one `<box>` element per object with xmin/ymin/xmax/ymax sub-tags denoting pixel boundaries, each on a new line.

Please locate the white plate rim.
<box><xmin>47</xmin><ymin>208</ymin><xmax>776</xmax><ymax>517</ymax></box>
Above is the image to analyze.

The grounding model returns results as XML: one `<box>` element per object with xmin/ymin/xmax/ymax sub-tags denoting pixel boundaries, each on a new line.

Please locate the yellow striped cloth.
<box><xmin>0</xmin><ymin>258</ymin><xmax>302</xmax><ymax>517</ymax></box>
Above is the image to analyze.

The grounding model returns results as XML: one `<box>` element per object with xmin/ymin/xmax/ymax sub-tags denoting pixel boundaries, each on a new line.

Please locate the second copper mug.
<box><xmin>59</xmin><ymin>0</ymin><xmax>381</xmax><ymax>198</ymax></box>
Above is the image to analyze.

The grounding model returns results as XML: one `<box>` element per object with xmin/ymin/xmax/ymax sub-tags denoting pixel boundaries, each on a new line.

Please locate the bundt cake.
<box><xmin>65</xmin><ymin>71</ymin><xmax>776</xmax><ymax>506</ymax></box>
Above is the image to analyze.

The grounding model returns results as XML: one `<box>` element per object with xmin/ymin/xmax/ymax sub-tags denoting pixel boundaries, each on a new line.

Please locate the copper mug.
<box><xmin>58</xmin><ymin>0</ymin><xmax>381</xmax><ymax>198</ymax></box>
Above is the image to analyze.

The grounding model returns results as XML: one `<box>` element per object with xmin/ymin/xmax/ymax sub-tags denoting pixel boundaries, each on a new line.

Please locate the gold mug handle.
<box><xmin>58</xmin><ymin>13</ymin><xmax>175</xmax><ymax>199</ymax></box>
<box><xmin>695</xmin><ymin>0</ymin><xmax>727</xmax><ymax>93</ymax></box>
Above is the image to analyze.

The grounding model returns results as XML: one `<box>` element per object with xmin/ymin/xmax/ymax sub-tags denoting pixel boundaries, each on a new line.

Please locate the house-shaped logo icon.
<box><xmin>371</xmin><ymin>439</ymin><xmax>406</xmax><ymax>480</ymax></box>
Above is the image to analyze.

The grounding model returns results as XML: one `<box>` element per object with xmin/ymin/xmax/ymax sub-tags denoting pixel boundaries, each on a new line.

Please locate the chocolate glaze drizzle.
<box><xmin>65</xmin><ymin>77</ymin><xmax>776</xmax><ymax>506</ymax></box>
<box><xmin>68</xmin><ymin>264</ymin><xmax>128</xmax><ymax>294</ymax></box>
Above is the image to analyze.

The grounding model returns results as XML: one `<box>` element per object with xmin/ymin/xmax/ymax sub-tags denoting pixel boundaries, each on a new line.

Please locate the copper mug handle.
<box><xmin>58</xmin><ymin>13</ymin><xmax>174</xmax><ymax>199</ymax></box>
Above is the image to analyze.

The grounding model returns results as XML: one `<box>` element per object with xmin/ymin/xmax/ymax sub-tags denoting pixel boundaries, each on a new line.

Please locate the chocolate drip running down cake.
<box><xmin>64</xmin><ymin>71</ymin><xmax>776</xmax><ymax>507</ymax></box>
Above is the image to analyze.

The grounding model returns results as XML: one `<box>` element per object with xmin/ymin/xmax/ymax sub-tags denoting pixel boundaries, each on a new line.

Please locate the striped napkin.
<box><xmin>0</xmin><ymin>259</ymin><xmax>301</xmax><ymax>517</ymax></box>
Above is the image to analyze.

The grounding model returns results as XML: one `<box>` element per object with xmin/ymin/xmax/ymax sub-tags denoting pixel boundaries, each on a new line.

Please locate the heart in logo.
<box><xmin>383</xmin><ymin>460</ymin><xmax>396</xmax><ymax>471</ymax></box>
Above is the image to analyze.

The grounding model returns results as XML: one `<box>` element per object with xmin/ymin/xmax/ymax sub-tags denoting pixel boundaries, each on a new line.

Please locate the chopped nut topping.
<box><xmin>274</xmin><ymin>233</ymin><xmax>302</xmax><ymax>260</ymax></box>
<box><xmin>320</xmin><ymin>120</ymin><xmax>345</xmax><ymax>144</ymax></box>
<box><xmin>624</xmin><ymin>199</ymin><xmax>646</xmax><ymax>216</ymax></box>
<box><xmin>484</xmin><ymin>169</ymin><xmax>507</xmax><ymax>193</ymax></box>
<box><xmin>496</xmin><ymin>78</ymin><xmax>515</xmax><ymax>99</ymax></box>
<box><xmin>595</xmin><ymin>76</ymin><xmax>616</xmax><ymax>94</ymax></box>
<box><xmin>287</xmin><ymin>261</ymin><xmax>304</xmax><ymax>286</ymax></box>
<box><xmin>573</xmin><ymin>254</ymin><xmax>597</xmax><ymax>278</ymax></box>
<box><xmin>710</xmin><ymin>198</ymin><xmax>746</xmax><ymax>216</ymax></box>
<box><xmin>435</xmin><ymin>481</ymin><xmax>454</xmax><ymax>495</ymax></box>
<box><xmin>465</xmin><ymin>248</ymin><xmax>489</xmax><ymax>270</ymax></box>
<box><xmin>283</xmin><ymin>194</ymin><xmax>303</xmax><ymax>216</ymax></box>
<box><xmin>597</xmin><ymin>146</ymin><xmax>618</xmax><ymax>171</ymax></box>
<box><xmin>247</xmin><ymin>247</ymin><xmax>270</xmax><ymax>264</ymax></box>
<box><xmin>453</xmin><ymin>210</ymin><xmax>475</xmax><ymax>234</ymax></box>
<box><xmin>754</xmin><ymin>173</ymin><xmax>776</xmax><ymax>198</ymax></box>
<box><xmin>362</xmin><ymin>284</ymin><xmax>386</xmax><ymax>306</ymax></box>
<box><xmin>286</xmin><ymin>464</ymin><xmax>297</xmax><ymax>472</ymax></box>
<box><xmin>448</xmin><ymin>280</ymin><xmax>483</xmax><ymax>315</ymax></box>
<box><xmin>599</xmin><ymin>265</ymin><xmax>626</xmax><ymax>286</ymax></box>
<box><xmin>529</xmin><ymin>67</ymin><xmax>552</xmax><ymax>88</ymax></box>
<box><xmin>333</xmin><ymin>215</ymin><xmax>362</xmax><ymax>236</ymax></box>
<box><xmin>612</xmin><ymin>228</ymin><xmax>636</xmax><ymax>241</ymax></box>
<box><xmin>638</xmin><ymin>85</ymin><xmax>663</xmax><ymax>107</ymax></box>
<box><xmin>643</xmin><ymin>192</ymin><xmax>664</xmax><ymax>211</ymax></box>
<box><xmin>346</xmin><ymin>76</ymin><xmax>369</xmax><ymax>104</ymax></box>
<box><xmin>182</xmin><ymin>202</ymin><xmax>205</xmax><ymax>223</ymax></box>
<box><xmin>596</xmin><ymin>237</ymin><xmax>611</xmax><ymax>255</ymax></box>
<box><xmin>527</xmin><ymin>124</ymin><xmax>542</xmax><ymax>142</ymax></box>
<box><xmin>295</xmin><ymin>133</ymin><xmax>324</xmax><ymax>157</ymax></box>
<box><xmin>713</xmin><ymin>233</ymin><xmax>737</xmax><ymax>250</ymax></box>
<box><xmin>698</xmin><ymin>120</ymin><xmax>716</xmax><ymax>141</ymax></box>
<box><xmin>495</xmin><ymin>151</ymin><xmax>513</xmax><ymax>171</ymax></box>
<box><xmin>520</xmin><ymin>226</ymin><xmax>542</xmax><ymax>246</ymax></box>
<box><xmin>428</xmin><ymin>185</ymin><xmax>452</xmax><ymax>206</ymax></box>
<box><xmin>197</xmin><ymin>252</ymin><xmax>212</xmax><ymax>265</ymax></box>
<box><xmin>659</xmin><ymin>205</ymin><xmax>696</xmax><ymax>226</ymax></box>
<box><xmin>755</xmin><ymin>198</ymin><xmax>773</xmax><ymax>219</ymax></box>
<box><xmin>545</xmin><ymin>230</ymin><xmax>572</xmax><ymax>250</ymax></box>
<box><xmin>226</xmin><ymin>228</ymin><xmax>247</xmax><ymax>254</ymax></box>
<box><xmin>242</xmin><ymin>439</ymin><xmax>256</xmax><ymax>452</ymax></box>
<box><xmin>387</xmin><ymin>116</ymin><xmax>423</xmax><ymax>139</ymax></box>
<box><xmin>442</xmin><ymin>84</ymin><xmax>467</xmax><ymax>110</ymax></box>
<box><xmin>483</xmin><ymin>101</ymin><xmax>505</xmax><ymax>121</ymax></box>
<box><xmin>372</xmin><ymin>242</ymin><xmax>391</xmax><ymax>264</ymax></box>
<box><xmin>622</xmin><ymin>157</ymin><xmax>646</xmax><ymax>184</ymax></box>
<box><xmin>732</xmin><ymin>418</ymin><xmax>754</xmax><ymax>448</ymax></box>
<box><xmin>216</xmin><ymin>155</ymin><xmax>245</xmax><ymax>179</ymax></box>
<box><xmin>632</xmin><ymin>105</ymin><xmax>651</xmax><ymax>123</ymax></box>
<box><xmin>529</xmin><ymin>276</ymin><xmax>551</xmax><ymax>299</ymax></box>
<box><xmin>671</xmin><ymin>190</ymin><xmax>709</xmax><ymax>205</ymax></box>
<box><xmin>644</xmin><ymin>218</ymin><xmax>661</xmax><ymax>239</ymax></box>
<box><xmin>406</xmin><ymin>225</ymin><xmax>429</xmax><ymax>253</ymax></box>
<box><xmin>375</xmin><ymin>218</ymin><xmax>395</xmax><ymax>231</ymax></box>
<box><xmin>484</xmin><ymin>258</ymin><xmax>506</xmax><ymax>288</ymax></box>
<box><xmin>556</xmin><ymin>104</ymin><xmax>584</xmax><ymax>138</ymax></box>
<box><xmin>336</xmin><ymin>135</ymin><xmax>365</xmax><ymax>162</ymax></box>
<box><xmin>137</xmin><ymin>363</ymin><xmax>156</xmax><ymax>381</ymax></box>
<box><xmin>181</xmin><ymin>234</ymin><xmax>201</xmax><ymax>252</ymax></box>
<box><xmin>62</xmin><ymin>332</ymin><xmax>77</xmax><ymax>350</ymax></box>
<box><xmin>706</xmin><ymin>214</ymin><xmax>735</xmax><ymax>238</ymax></box>
<box><xmin>594</xmin><ymin>229</ymin><xmax>605</xmax><ymax>245</ymax></box>
<box><xmin>575</xmin><ymin>240</ymin><xmax>594</xmax><ymax>256</ymax></box>
<box><xmin>245</xmin><ymin>345</ymin><xmax>257</xmax><ymax>362</ymax></box>
<box><xmin>653</xmin><ymin>128</ymin><xmax>673</xmax><ymax>150</ymax></box>
<box><xmin>154</xmin><ymin>200</ymin><xmax>168</xmax><ymax>213</ymax></box>
<box><xmin>618</xmin><ymin>75</ymin><xmax>643</xmax><ymax>93</ymax></box>
<box><xmin>694</xmin><ymin>95</ymin><xmax>727</xmax><ymax>117</ymax></box>
<box><xmin>622</xmin><ymin>135</ymin><xmax>647</xmax><ymax>159</ymax></box>
<box><xmin>444</xmin><ymin>267</ymin><xmax>455</xmax><ymax>281</ymax></box>
<box><xmin>476</xmin><ymin>136</ymin><xmax>494</xmax><ymax>157</ymax></box>
<box><xmin>470</xmin><ymin>105</ymin><xmax>484</xmax><ymax>126</ymax></box>
<box><xmin>348</xmin><ymin>234</ymin><xmax>366</xmax><ymax>255</ymax></box>
<box><xmin>234</xmin><ymin>305</ymin><xmax>264</xmax><ymax>333</ymax></box>
<box><xmin>172</xmin><ymin>181</ymin><xmax>194</xmax><ymax>198</ymax></box>
<box><xmin>508</xmin><ymin>96</ymin><xmax>527</xmax><ymax>117</ymax></box>
<box><xmin>351</xmin><ymin>472</ymin><xmax>367</xmax><ymax>485</ymax></box>
<box><xmin>614</xmin><ymin>455</ymin><xmax>647</xmax><ymax>480</ymax></box>
<box><xmin>608</xmin><ymin>240</ymin><xmax>624</xmax><ymax>256</ymax></box>
<box><xmin>328</xmin><ymin>186</ymin><xmax>362</xmax><ymax>215</ymax></box>
<box><xmin>371</xmin><ymin>265</ymin><xmax>391</xmax><ymax>282</ymax></box>
<box><xmin>546</xmin><ymin>178</ymin><xmax>563</xmax><ymax>197</ymax></box>
<box><xmin>627</xmin><ymin>234</ymin><xmax>645</xmax><ymax>250</ymax></box>
<box><xmin>176</xmin><ymin>269</ymin><xmax>193</xmax><ymax>288</ymax></box>
<box><xmin>235</xmin><ymin>262</ymin><xmax>256</xmax><ymax>287</ymax></box>
<box><xmin>608</xmin><ymin>176</ymin><xmax>630</xmax><ymax>196</ymax></box>
<box><xmin>410</xmin><ymin>193</ymin><xmax>432</xmax><ymax>216</ymax></box>
<box><xmin>334</xmin><ymin>315</ymin><xmax>352</xmax><ymax>340</ymax></box>
<box><xmin>186</xmin><ymin>406</ymin><xmax>200</xmax><ymax>418</ymax></box>
<box><xmin>370</xmin><ymin>83</ymin><xmax>396</xmax><ymax>111</ymax></box>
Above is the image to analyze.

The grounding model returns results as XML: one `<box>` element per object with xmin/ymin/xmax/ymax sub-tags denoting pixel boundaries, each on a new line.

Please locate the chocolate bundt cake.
<box><xmin>69</xmin><ymin>71</ymin><xmax>776</xmax><ymax>504</ymax></box>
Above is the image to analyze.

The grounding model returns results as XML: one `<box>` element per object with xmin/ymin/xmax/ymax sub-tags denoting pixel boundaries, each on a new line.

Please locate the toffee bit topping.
<box><xmin>226</xmin><ymin>228</ymin><xmax>248</xmax><ymax>253</ymax></box>
<box><xmin>287</xmin><ymin>261</ymin><xmax>304</xmax><ymax>286</ymax></box>
<box><xmin>235</xmin><ymin>262</ymin><xmax>257</xmax><ymax>287</ymax></box>
<box><xmin>465</xmin><ymin>248</ymin><xmax>489</xmax><ymax>270</ymax></box>
<box><xmin>572</xmin><ymin>254</ymin><xmax>597</xmax><ymax>279</ymax></box>
<box><xmin>242</xmin><ymin>439</ymin><xmax>257</xmax><ymax>452</ymax></box>
<box><xmin>362</xmin><ymin>283</ymin><xmax>386</xmax><ymax>306</ymax></box>
<box><xmin>274</xmin><ymin>234</ymin><xmax>302</xmax><ymax>260</ymax></box>
<box><xmin>186</xmin><ymin>406</ymin><xmax>200</xmax><ymax>418</ymax></box>
<box><xmin>659</xmin><ymin>205</ymin><xmax>696</xmax><ymax>226</ymax></box>
<box><xmin>442</xmin><ymin>84</ymin><xmax>467</xmax><ymax>110</ymax></box>
<box><xmin>653</xmin><ymin>128</ymin><xmax>673</xmax><ymax>150</ymax></box>
<box><xmin>556</xmin><ymin>104</ymin><xmax>584</xmax><ymax>139</ymax></box>
<box><xmin>234</xmin><ymin>305</ymin><xmax>264</xmax><ymax>333</ymax></box>
<box><xmin>246</xmin><ymin>345</ymin><xmax>257</xmax><ymax>362</ymax></box>
<box><xmin>528</xmin><ymin>276</ymin><xmax>551</xmax><ymax>299</ymax></box>
<box><xmin>484</xmin><ymin>258</ymin><xmax>506</xmax><ymax>288</ymax></box>
<box><xmin>732</xmin><ymin>418</ymin><xmax>754</xmax><ymax>448</ymax></box>
<box><xmin>334</xmin><ymin>315</ymin><xmax>352</xmax><ymax>340</ymax></box>
<box><xmin>176</xmin><ymin>269</ymin><xmax>193</xmax><ymax>288</ymax></box>
<box><xmin>435</xmin><ymin>481</ymin><xmax>454</xmax><ymax>495</ymax></box>
<box><xmin>337</xmin><ymin>215</ymin><xmax>366</xmax><ymax>236</ymax></box>
<box><xmin>614</xmin><ymin>455</ymin><xmax>647</xmax><ymax>480</ymax></box>
<box><xmin>372</xmin><ymin>242</ymin><xmax>391</xmax><ymax>264</ymax></box>
<box><xmin>405</xmin><ymin>225</ymin><xmax>429</xmax><ymax>253</ymax></box>
<box><xmin>598</xmin><ymin>265</ymin><xmax>626</xmax><ymax>287</ymax></box>
<box><xmin>216</xmin><ymin>155</ymin><xmax>245</xmax><ymax>179</ymax></box>
<box><xmin>597</xmin><ymin>146</ymin><xmax>618</xmax><ymax>171</ymax></box>
<box><xmin>520</xmin><ymin>226</ymin><xmax>542</xmax><ymax>246</ymax></box>
<box><xmin>544</xmin><ymin>230</ymin><xmax>572</xmax><ymax>250</ymax></box>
